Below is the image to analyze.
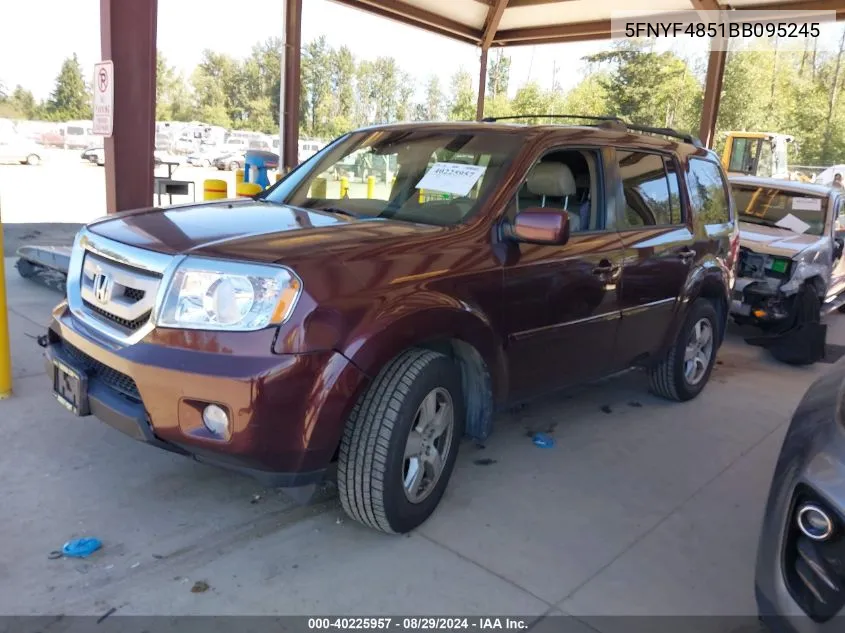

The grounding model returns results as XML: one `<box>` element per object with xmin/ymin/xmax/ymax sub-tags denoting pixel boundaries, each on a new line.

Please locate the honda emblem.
<box><xmin>92</xmin><ymin>272</ymin><xmax>113</xmax><ymax>304</ymax></box>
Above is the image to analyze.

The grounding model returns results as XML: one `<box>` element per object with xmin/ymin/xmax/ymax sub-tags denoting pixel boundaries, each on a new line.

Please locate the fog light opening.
<box><xmin>797</xmin><ymin>504</ymin><xmax>834</xmax><ymax>541</ymax></box>
<box><xmin>202</xmin><ymin>404</ymin><xmax>230</xmax><ymax>437</ymax></box>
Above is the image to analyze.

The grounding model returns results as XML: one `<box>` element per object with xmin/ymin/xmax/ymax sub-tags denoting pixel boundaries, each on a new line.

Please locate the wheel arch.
<box><xmin>338</xmin><ymin>302</ymin><xmax>507</xmax><ymax>443</ymax></box>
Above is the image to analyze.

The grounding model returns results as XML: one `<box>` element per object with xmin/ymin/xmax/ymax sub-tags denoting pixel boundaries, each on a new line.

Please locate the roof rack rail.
<box><xmin>624</xmin><ymin>123</ymin><xmax>703</xmax><ymax>148</ymax></box>
<box><xmin>481</xmin><ymin>114</ymin><xmax>625</xmax><ymax>125</ymax></box>
<box><xmin>481</xmin><ymin>114</ymin><xmax>703</xmax><ymax>148</ymax></box>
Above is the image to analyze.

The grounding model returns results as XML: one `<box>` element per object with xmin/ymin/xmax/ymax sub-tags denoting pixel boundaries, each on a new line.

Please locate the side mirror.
<box><xmin>508</xmin><ymin>208</ymin><xmax>570</xmax><ymax>246</ymax></box>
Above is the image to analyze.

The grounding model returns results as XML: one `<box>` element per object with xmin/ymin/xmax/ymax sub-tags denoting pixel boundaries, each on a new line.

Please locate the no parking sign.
<box><xmin>92</xmin><ymin>60</ymin><xmax>114</xmax><ymax>137</ymax></box>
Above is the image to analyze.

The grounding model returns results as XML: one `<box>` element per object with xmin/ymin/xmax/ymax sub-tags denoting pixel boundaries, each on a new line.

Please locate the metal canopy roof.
<box><xmin>329</xmin><ymin>0</ymin><xmax>844</xmax><ymax>48</ymax></box>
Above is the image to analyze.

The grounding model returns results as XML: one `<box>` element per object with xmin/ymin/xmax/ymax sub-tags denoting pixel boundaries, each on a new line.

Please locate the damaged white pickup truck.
<box><xmin>729</xmin><ymin>176</ymin><xmax>845</xmax><ymax>365</ymax></box>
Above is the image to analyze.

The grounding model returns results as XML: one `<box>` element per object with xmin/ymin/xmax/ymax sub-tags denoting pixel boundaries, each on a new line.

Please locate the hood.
<box><xmin>86</xmin><ymin>200</ymin><xmax>444</xmax><ymax>263</ymax></box>
<box><xmin>737</xmin><ymin>221</ymin><xmax>823</xmax><ymax>259</ymax></box>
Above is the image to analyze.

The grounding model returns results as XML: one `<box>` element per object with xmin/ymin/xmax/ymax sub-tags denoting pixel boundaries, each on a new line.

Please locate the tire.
<box><xmin>338</xmin><ymin>348</ymin><xmax>465</xmax><ymax>534</ymax></box>
<box><xmin>649</xmin><ymin>299</ymin><xmax>719</xmax><ymax>402</ymax></box>
<box><xmin>837</xmin><ymin>304</ymin><xmax>845</xmax><ymax>314</ymax></box>
<box><xmin>25</xmin><ymin>154</ymin><xmax>40</xmax><ymax>166</ymax></box>
<box><xmin>228</xmin><ymin>161</ymin><xmax>240</xmax><ymax>171</ymax></box>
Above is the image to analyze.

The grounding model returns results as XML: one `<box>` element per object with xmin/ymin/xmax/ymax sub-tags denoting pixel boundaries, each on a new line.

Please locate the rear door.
<box><xmin>501</xmin><ymin>145</ymin><xmax>626</xmax><ymax>401</ymax></box>
<box><xmin>829</xmin><ymin>194</ymin><xmax>845</xmax><ymax>301</ymax></box>
<box><xmin>610</xmin><ymin>149</ymin><xmax>696</xmax><ymax>370</ymax></box>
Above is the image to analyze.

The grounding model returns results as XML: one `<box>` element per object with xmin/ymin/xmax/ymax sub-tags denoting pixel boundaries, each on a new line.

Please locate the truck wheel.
<box><xmin>338</xmin><ymin>348</ymin><xmax>465</xmax><ymax>534</ymax></box>
<box><xmin>649</xmin><ymin>299</ymin><xmax>718</xmax><ymax>402</ymax></box>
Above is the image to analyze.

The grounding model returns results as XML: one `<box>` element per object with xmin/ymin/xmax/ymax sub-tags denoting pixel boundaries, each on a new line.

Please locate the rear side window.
<box><xmin>616</xmin><ymin>151</ymin><xmax>683</xmax><ymax>229</ymax></box>
<box><xmin>687</xmin><ymin>158</ymin><xmax>731</xmax><ymax>224</ymax></box>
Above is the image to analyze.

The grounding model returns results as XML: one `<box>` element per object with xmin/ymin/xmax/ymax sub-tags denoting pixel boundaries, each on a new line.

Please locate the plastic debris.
<box><xmin>61</xmin><ymin>538</ymin><xmax>102</xmax><ymax>558</ymax></box>
<box><xmin>47</xmin><ymin>550</ymin><xmax>63</xmax><ymax>560</ymax></box>
<box><xmin>130</xmin><ymin>562</ymin><xmax>140</xmax><ymax>569</ymax></box>
<box><xmin>191</xmin><ymin>580</ymin><xmax>210</xmax><ymax>593</ymax></box>
<box><xmin>250</xmin><ymin>494</ymin><xmax>262</xmax><ymax>504</ymax></box>
<box><xmin>473</xmin><ymin>458</ymin><xmax>497</xmax><ymax>466</ymax></box>
<box><xmin>532</xmin><ymin>433</ymin><xmax>555</xmax><ymax>448</ymax></box>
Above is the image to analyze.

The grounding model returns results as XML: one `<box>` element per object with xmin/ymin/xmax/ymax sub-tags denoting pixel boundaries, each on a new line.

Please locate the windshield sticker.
<box><xmin>791</xmin><ymin>197</ymin><xmax>822</xmax><ymax>212</ymax></box>
<box><xmin>775</xmin><ymin>213</ymin><xmax>812</xmax><ymax>234</ymax></box>
<box><xmin>416</xmin><ymin>162</ymin><xmax>487</xmax><ymax>197</ymax></box>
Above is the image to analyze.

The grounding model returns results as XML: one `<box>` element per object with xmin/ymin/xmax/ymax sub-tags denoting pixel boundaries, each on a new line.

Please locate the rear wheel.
<box><xmin>25</xmin><ymin>154</ymin><xmax>40</xmax><ymax>166</ymax></box>
<box><xmin>228</xmin><ymin>161</ymin><xmax>240</xmax><ymax>171</ymax></box>
<box><xmin>338</xmin><ymin>348</ymin><xmax>464</xmax><ymax>533</ymax></box>
<box><xmin>649</xmin><ymin>299</ymin><xmax>718</xmax><ymax>401</ymax></box>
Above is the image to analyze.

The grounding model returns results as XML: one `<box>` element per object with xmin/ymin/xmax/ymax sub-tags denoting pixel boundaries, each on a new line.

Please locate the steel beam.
<box><xmin>699</xmin><ymin>39</ymin><xmax>727</xmax><ymax>148</ymax></box>
<box><xmin>282</xmin><ymin>0</ymin><xmax>302</xmax><ymax>171</ymax></box>
<box><xmin>100</xmin><ymin>0</ymin><xmax>157</xmax><ymax>213</ymax></box>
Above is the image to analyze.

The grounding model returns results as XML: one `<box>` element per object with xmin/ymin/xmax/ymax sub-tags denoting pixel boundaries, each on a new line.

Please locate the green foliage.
<box><xmin>487</xmin><ymin>49</ymin><xmax>510</xmax><ymax>98</ymax></box>
<box><xmin>45</xmin><ymin>54</ymin><xmax>91</xmax><ymax>121</ymax></box>
<box><xmin>449</xmin><ymin>68</ymin><xmax>475</xmax><ymax>121</ymax></box>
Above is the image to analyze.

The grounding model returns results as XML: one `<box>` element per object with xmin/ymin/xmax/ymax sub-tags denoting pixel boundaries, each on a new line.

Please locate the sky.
<box><xmin>0</xmin><ymin>0</ymin><xmax>710</xmax><ymax>104</ymax></box>
<box><xmin>2</xmin><ymin>0</ymin><xmax>841</xmax><ymax>106</ymax></box>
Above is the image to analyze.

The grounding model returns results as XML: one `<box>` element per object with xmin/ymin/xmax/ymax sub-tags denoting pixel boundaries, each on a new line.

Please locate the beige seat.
<box><xmin>524</xmin><ymin>162</ymin><xmax>581</xmax><ymax>232</ymax></box>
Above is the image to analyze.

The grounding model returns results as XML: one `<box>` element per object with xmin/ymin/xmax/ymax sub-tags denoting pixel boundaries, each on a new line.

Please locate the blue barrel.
<box><xmin>244</xmin><ymin>150</ymin><xmax>280</xmax><ymax>189</ymax></box>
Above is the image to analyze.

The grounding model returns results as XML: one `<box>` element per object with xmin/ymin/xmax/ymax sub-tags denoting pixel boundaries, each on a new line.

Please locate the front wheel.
<box><xmin>25</xmin><ymin>154</ymin><xmax>40</xmax><ymax>166</ymax></box>
<box><xmin>338</xmin><ymin>348</ymin><xmax>465</xmax><ymax>533</ymax></box>
<box><xmin>649</xmin><ymin>299</ymin><xmax>718</xmax><ymax>401</ymax></box>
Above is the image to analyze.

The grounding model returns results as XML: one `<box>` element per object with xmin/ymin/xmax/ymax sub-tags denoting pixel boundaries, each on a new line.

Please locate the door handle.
<box><xmin>678</xmin><ymin>248</ymin><xmax>697</xmax><ymax>262</ymax></box>
<box><xmin>593</xmin><ymin>260</ymin><xmax>613</xmax><ymax>275</ymax></box>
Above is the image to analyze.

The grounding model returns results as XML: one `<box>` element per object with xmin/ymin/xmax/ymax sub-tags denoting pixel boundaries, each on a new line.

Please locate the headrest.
<box><xmin>527</xmin><ymin>163</ymin><xmax>576</xmax><ymax>198</ymax></box>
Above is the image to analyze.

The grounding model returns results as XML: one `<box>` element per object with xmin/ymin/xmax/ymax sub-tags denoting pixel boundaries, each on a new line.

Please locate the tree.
<box><xmin>156</xmin><ymin>52</ymin><xmax>192</xmax><ymax>121</ymax></box>
<box><xmin>301</xmin><ymin>36</ymin><xmax>333</xmax><ymax>136</ymax></box>
<box><xmin>585</xmin><ymin>41</ymin><xmax>701</xmax><ymax>132</ymax></box>
<box><xmin>423</xmin><ymin>76</ymin><xmax>445</xmax><ymax>120</ymax></box>
<box><xmin>373</xmin><ymin>57</ymin><xmax>400</xmax><ymax>124</ymax></box>
<box><xmin>511</xmin><ymin>82</ymin><xmax>550</xmax><ymax>121</ymax></box>
<box><xmin>562</xmin><ymin>73</ymin><xmax>610</xmax><ymax>116</ymax></box>
<box><xmin>448</xmin><ymin>68</ymin><xmax>476</xmax><ymax>121</ymax></box>
<box><xmin>46</xmin><ymin>54</ymin><xmax>91</xmax><ymax>121</ymax></box>
<box><xmin>487</xmin><ymin>49</ymin><xmax>511</xmax><ymax>98</ymax></box>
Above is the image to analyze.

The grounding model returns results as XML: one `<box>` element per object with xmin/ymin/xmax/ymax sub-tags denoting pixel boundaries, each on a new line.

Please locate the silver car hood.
<box><xmin>738</xmin><ymin>222</ymin><xmax>822</xmax><ymax>259</ymax></box>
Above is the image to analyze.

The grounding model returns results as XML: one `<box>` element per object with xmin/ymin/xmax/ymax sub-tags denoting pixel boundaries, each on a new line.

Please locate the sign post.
<box><xmin>92</xmin><ymin>60</ymin><xmax>114</xmax><ymax>137</ymax></box>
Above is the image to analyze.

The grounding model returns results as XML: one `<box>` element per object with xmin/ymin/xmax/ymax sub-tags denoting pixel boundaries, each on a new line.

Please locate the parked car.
<box><xmin>43</xmin><ymin>119</ymin><xmax>737</xmax><ymax>533</ymax></box>
<box><xmin>755</xmin><ymin>356</ymin><xmax>845</xmax><ymax>631</ymax></box>
<box><xmin>81</xmin><ymin>146</ymin><xmax>105</xmax><ymax>166</ymax></box>
<box><xmin>729</xmin><ymin>176</ymin><xmax>845</xmax><ymax>364</ymax></box>
<box><xmin>186</xmin><ymin>146</ymin><xmax>219</xmax><ymax>167</ymax></box>
<box><xmin>213</xmin><ymin>151</ymin><xmax>245</xmax><ymax>171</ymax></box>
<box><xmin>0</xmin><ymin>134</ymin><xmax>42</xmax><ymax>165</ymax></box>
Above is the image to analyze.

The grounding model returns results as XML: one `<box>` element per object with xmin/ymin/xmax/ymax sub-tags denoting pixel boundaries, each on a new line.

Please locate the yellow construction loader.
<box><xmin>721</xmin><ymin>131</ymin><xmax>811</xmax><ymax>182</ymax></box>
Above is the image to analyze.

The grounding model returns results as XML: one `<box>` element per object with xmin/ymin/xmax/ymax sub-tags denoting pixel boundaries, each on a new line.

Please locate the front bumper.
<box><xmin>755</xmin><ymin>361</ymin><xmax>845</xmax><ymax>632</ymax></box>
<box><xmin>45</xmin><ymin>303</ymin><xmax>367</xmax><ymax>486</ymax></box>
<box><xmin>730</xmin><ymin>280</ymin><xmax>793</xmax><ymax>325</ymax></box>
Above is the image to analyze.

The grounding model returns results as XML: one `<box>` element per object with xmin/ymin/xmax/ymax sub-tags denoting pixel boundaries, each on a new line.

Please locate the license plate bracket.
<box><xmin>52</xmin><ymin>360</ymin><xmax>90</xmax><ymax>416</ymax></box>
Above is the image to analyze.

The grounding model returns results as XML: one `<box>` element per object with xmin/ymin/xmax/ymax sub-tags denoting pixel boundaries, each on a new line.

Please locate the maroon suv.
<box><xmin>45</xmin><ymin>119</ymin><xmax>737</xmax><ymax>533</ymax></box>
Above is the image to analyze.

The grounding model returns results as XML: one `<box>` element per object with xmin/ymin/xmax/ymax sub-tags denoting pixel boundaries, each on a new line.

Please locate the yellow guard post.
<box><xmin>0</xmin><ymin>207</ymin><xmax>11</xmax><ymax>399</ymax></box>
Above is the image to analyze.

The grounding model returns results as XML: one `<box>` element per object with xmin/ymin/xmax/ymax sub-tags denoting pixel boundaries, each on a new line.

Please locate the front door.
<box><xmin>828</xmin><ymin>195</ymin><xmax>845</xmax><ymax>302</ymax></box>
<box><xmin>501</xmin><ymin>147</ymin><xmax>625</xmax><ymax>402</ymax></box>
<box><xmin>611</xmin><ymin>150</ymin><xmax>697</xmax><ymax>369</ymax></box>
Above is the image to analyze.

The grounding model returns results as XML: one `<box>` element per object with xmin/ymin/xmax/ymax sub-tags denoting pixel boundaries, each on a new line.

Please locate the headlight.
<box><xmin>157</xmin><ymin>257</ymin><xmax>301</xmax><ymax>331</ymax></box>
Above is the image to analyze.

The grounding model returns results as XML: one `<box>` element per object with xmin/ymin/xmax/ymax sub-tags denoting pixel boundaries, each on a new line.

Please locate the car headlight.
<box><xmin>157</xmin><ymin>257</ymin><xmax>301</xmax><ymax>331</ymax></box>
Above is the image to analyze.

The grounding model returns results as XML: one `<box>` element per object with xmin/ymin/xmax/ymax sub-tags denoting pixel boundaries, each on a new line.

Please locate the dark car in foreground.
<box><xmin>44</xmin><ymin>118</ymin><xmax>737</xmax><ymax>533</ymax></box>
<box><xmin>756</xmin><ymin>358</ymin><xmax>845</xmax><ymax>632</ymax></box>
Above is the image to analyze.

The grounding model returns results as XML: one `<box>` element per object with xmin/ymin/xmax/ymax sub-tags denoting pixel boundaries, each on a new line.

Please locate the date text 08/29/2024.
<box><xmin>307</xmin><ymin>618</ymin><xmax>530</xmax><ymax>631</ymax></box>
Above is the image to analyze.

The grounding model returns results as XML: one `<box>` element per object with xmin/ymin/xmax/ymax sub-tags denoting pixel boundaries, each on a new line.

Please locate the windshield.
<box><xmin>267</xmin><ymin>129</ymin><xmax>523</xmax><ymax>226</ymax></box>
<box><xmin>733</xmin><ymin>184</ymin><xmax>828</xmax><ymax>236</ymax></box>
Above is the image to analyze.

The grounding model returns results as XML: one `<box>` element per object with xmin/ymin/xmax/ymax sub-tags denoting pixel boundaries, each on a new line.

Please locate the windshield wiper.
<box><xmin>315</xmin><ymin>206</ymin><xmax>360</xmax><ymax>219</ymax></box>
<box><xmin>740</xmin><ymin>217</ymin><xmax>780</xmax><ymax>228</ymax></box>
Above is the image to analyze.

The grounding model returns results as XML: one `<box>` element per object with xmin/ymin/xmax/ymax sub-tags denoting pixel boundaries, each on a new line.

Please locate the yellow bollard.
<box><xmin>203</xmin><ymin>179</ymin><xmax>228</xmax><ymax>201</ymax></box>
<box><xmin>0</xmin><ymin>212</ymin><xmax>11</xmax><ymax>399</ymax></box>
<box><xmin>310</xmin><ymin>177</ymin><xmax>327</xmax><ymax>198</ymax></box>
<box><xmin>236</xmin><ymin>182</ymin><xmax>263</xmax><ymax>198</ymax></box>
<box><xmin>367</xmin><ymin>176</ymin><xmax>375</xmax><ymax>200</ymax></box>
<box><xmin>418</xmin><ymin>189</ymin><xmax>425</xmax><ymax>204</ymax></box>
<box><xmin>339</xmin><ymin>177</ymin><xmax>349</xmax><ymax>198</ymax></box>
<box><xmin>275</xmin><ymin>172</ymin><xmax>282</xmax><ymax>183</ymax></box>
<box><xmin>235</xmin><ymin>168</ymin><xmax>245</xmax><ymax>186</ymax></box>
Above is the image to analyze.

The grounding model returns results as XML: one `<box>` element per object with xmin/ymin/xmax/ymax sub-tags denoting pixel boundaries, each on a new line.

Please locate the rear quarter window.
<box><xmin>686</xmin><ymin>157</ymin><xmax>732</xmax><ymax>225</ymax></box>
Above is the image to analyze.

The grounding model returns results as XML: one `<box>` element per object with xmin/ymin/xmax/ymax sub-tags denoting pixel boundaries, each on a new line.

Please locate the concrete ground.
<box><xmin>1</xmin><ymin>254</ymin><xmax>841</xmax><ymax>627</ymax></box>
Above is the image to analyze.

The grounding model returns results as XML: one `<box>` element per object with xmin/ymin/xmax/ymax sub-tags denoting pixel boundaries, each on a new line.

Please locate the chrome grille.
<box><xmin>62</xmin><ymin>341</ymin><xmax>141</xmax><ymax>401</ymax></box>
<box><xmin>79</xmin><ymin>251</ymin><xmax>161</xmax><ymax>334</ymax></box>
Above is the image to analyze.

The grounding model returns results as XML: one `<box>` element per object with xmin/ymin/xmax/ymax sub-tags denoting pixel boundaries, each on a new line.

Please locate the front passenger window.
<box><xmin>517</xmin><ymin>149</ymin><xmax>601</xmax><ymax>233</ymax></box>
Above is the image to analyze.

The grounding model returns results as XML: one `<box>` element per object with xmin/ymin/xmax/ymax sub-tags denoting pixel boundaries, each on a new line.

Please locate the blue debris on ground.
<box><xmin>61</xmin><ymin>537</ymin><xmax>103</xmax><ymax>558</ymax></box>
<box><xmin>532</xmin><ymin>433</ymin><xmax>555</xmax><ymax>449</ymax></box>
